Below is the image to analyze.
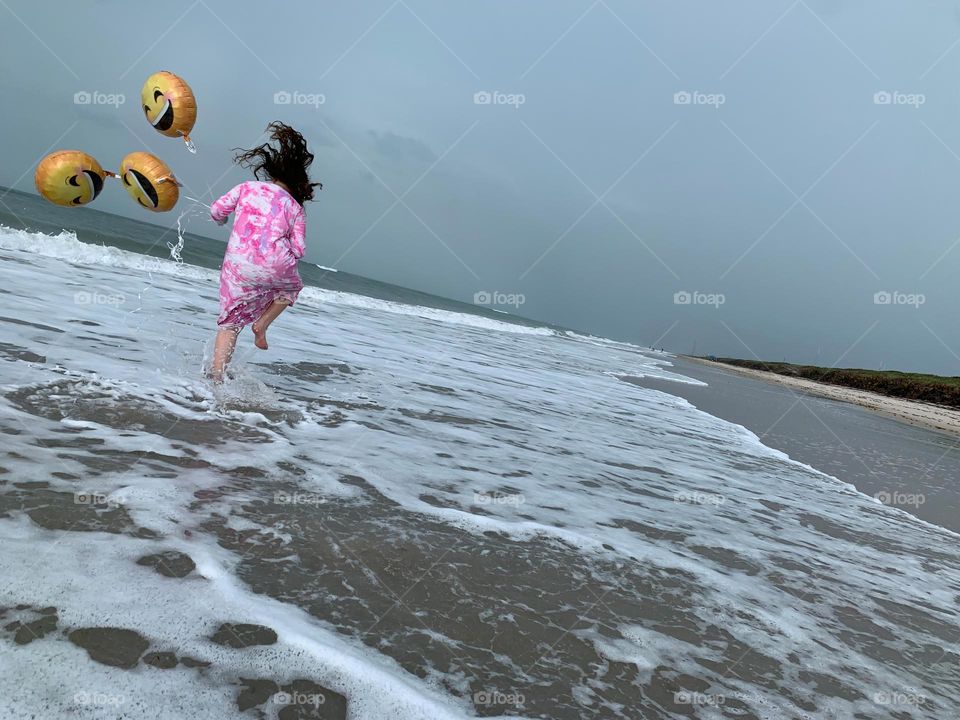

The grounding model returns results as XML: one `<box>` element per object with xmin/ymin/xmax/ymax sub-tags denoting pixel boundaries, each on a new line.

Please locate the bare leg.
<box><xmin>211</xmin><ymin>327</ymin><xmax>240</xmax><ymax>380</ymax></box>
<box><xmin>251</xmin><ymin>298</ymin><xmax>290</xmax><ymax>350</ymax></box>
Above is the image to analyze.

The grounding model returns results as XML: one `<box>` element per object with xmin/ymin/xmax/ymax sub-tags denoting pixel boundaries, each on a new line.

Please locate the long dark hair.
<box><xmin>233</xmin><ymin>122</ymin><xmax>321</xmax><ymax>205</ymax></box>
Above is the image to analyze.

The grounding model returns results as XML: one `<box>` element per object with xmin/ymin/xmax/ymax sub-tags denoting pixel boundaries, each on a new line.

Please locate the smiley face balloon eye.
<box><xmin>35</xmin><ymin>150</ymin><xmax>108</xmax><ymax>208</ymax></box>
<box><xmin>141</xmin><ymin>71</ymin><xmax>197</xmax><ymax>152</ymax></box>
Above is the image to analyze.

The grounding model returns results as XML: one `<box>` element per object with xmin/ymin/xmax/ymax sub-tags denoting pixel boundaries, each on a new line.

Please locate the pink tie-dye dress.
<box><xmin>210</xmin><ymin>181</ymin><xmax>306</xmax><ymax>328</ymax></box>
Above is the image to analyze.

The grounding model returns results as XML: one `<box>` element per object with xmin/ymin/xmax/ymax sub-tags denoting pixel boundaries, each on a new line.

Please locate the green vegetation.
<box><xmin>713</xmin><ymin>359</ymin><xmax>960</xmax><ymax>409</ymax></box>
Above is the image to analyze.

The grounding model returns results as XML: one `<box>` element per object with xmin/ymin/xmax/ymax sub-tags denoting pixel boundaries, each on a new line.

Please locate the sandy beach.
<box><xmin>686</xmin><ymin>357</ymin><xmax>960</xmax><ymax>438</ymax></box>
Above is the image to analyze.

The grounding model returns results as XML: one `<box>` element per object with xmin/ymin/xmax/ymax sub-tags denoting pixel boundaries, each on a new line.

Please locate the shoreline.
<box><xmin>684</xmin><ymin>356</ymin><xmax>960</xmax><ymax>438</ymax></box>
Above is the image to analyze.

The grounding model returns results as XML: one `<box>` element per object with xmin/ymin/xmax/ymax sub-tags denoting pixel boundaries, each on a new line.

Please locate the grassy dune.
<box><xmin>713</xmin><ymin>359</ymin><xmax>960</xmax><ymax>410</ymax></box>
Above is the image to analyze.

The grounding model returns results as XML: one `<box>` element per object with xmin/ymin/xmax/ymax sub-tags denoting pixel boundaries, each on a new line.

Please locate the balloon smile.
<box><xmin>118</xmin><ymin>151</ymin><xmax>179</xmax><ymax>213</ymax></box>
<box><xmin>124</xmin><ymin>169</ymin><xmax>159</xmax><ymax>209</ymax></box>
<box><xmin>148</xmin><ymin>98</ymin><xmax>175</xmax><ymax>131</ymax></box>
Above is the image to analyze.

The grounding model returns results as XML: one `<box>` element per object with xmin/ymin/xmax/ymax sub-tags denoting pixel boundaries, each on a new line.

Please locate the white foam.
<box><xmin>0</xmin><ymin>225</ymin><xmax>216</xmax><ymax>281</ymax></box>
<box><xmin>0</xmin><ymin>516</ymin><xmax>477</xmax><ymax>720</ymax></box>
<box><xmin>1</xmin><ymin>225</ymin><xmax>959</xmax><ymax>719</ymax></box>
<box><xmin>0</xmin><ymin>224</ymin><xmax>553</xmax><ymax>338</ymax></box>
<box><xmin>581</xmin><ymin>625</ymin><xmax>666</xmax><ymax>678</ymax></box>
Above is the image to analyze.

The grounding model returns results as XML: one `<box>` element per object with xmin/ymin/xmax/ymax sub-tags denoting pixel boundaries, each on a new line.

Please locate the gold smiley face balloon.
<box><xmin>141</xmin><ymin>70</ymin><xmax>197</xmax><ymax>152</ymax></box>
<box><xmin>120</xmin><ymin>152</ymin><xmax>180</xmax><ymax>212</ymax></box>
<box><xmin>35</xmin><ymin>150</ymin><xmax>109</xmax><ymax>207</ymax></box>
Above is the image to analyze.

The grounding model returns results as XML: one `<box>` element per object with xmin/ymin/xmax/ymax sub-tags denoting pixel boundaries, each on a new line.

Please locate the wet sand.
<box><xmin>687</xmin><ymin>357</ymin><xmax>960</xmax><ymax>437</ymax></box>
<box><xmin>4</xmin><ymin>357</ymin><xmax>960</xmax><ymax>717</ymax></box>
<box><xmin>623</xmin><ymin>357</ymin><xmax>960</xmax><ymax>534</ymax></box>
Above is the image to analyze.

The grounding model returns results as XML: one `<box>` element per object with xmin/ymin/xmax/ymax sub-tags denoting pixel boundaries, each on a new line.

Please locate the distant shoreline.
<box><xmin>685</xmin><ymin>357</ymin><xmax>960</xmax><ymax>438</ymax></box>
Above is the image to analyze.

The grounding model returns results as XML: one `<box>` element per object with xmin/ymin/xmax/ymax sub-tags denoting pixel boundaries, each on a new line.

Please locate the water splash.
<box><xmin>168</xmin><ymin>197</ymin><xmax>213</xmax><ymax>264</ymax></box>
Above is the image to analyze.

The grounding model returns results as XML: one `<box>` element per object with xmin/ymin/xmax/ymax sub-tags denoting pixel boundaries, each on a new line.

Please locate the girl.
<box><xmin>208</xmin><ymin>122</ymin><xmax>321</xmax><ymax>380</ymax></box>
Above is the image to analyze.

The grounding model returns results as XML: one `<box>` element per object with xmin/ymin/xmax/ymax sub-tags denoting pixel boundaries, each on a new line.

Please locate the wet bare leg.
<box><xmin>211</xmin><ymin>327</ymin><xmax>240</xmax><ymax>380</ymax></box>
<box><xmin>251</xmin><ymin>298</ymin><xmax>290</xmax><ymax>350</ymax></box>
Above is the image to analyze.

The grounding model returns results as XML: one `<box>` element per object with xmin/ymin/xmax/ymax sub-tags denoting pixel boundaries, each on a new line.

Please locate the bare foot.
<box><xmin>251</xmin><ymin>322</ymin><xmax>268</xmax><ymax>350</ymax></box>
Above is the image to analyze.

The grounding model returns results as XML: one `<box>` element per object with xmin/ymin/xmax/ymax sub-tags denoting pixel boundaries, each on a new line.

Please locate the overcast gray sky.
<box><xmin>1</xmin><ymin>0</ymin><xmax>959</xmax><ymax>374</ymax></box>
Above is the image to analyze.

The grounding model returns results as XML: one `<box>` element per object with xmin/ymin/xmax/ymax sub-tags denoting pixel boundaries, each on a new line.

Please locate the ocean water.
<box><xmin>0</xmin><ymin>193</ymin><xmax>958</xmax><ymax>719</ymax></box>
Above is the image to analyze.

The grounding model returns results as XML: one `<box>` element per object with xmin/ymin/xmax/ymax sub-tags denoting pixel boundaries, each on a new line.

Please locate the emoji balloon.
<box><xmin>141</xmin><ymin>70</ymin><xmax>197</xmax><ymax>153</ymax></box>
<box><xmin>119</xmin><ymin>151</ymin><xmax>181</xmax><ymax>212</ymax></box>
<box><xmin>35</xmin><ymin>150</ymin><xmax>112</xmax><ymax>207</ymax></box>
